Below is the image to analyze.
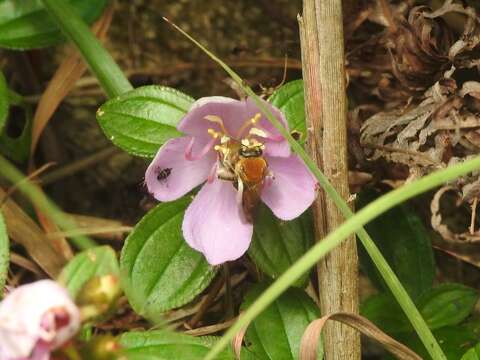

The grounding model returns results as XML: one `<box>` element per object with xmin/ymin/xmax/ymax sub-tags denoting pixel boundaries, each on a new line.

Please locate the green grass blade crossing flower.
<box><xmin>162</xmin><ymin>19</ymin><xmax>449</xmax><ymax>360</ymax></box>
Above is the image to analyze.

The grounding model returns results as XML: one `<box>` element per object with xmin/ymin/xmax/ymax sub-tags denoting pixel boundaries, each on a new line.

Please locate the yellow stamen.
<box><xmin>236</xmin><ymin>113</ymin><xmax>262</xmax><ymax>138</ymax></box>
<box><xmin>205</xmin><ymin>115</ymin><xmax>228</xmax><ymax>135</ymax></box>
<box><xmin>248</xmin><ymin>127</ymin><xmax>267</xmax><ymax>138</ymax></box>
<box><xmin>208</xmin><ymin>128</ymin><xmax>220</xmax><ymax>139</ymax></box>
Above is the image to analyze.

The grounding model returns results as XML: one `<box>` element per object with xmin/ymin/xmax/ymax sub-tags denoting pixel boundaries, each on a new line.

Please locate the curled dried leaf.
<box><xmin>431</xmin><ymin>185</ymin><xmax>480</xmax><ymax>243</ymax></box>
<box><xmin>348</xmin><ymin>1</ymin><xmax>480</xmax><ymax>105</ymax></box>
<box><xmin>299</xmin><ymin>312</ymin><xmax>421</xmax><ymax>360</ymax></box>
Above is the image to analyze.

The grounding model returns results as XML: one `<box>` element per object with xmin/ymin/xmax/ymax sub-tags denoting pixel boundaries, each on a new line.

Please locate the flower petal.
<box><xmin>182</xmin><ymin>178</ymin><xmax>253</xmax><ymax>265</ymax></box>
<box><xmin>145</xmin><ymin>137</ymin><xmax>216</xmax><ymax>202</ymax></box>
<box><xmin>0</xmin><ymin>280</ymin><xmax>80</xmax><ymax>359</ymax></box>
<box><xmin>261</xmin><ymin>154</ymin><xmax>316</xmax><ymax>220</ymax></box>
<box><xmin>178</xmin><ymin>96</ymin><xmax>248</xmax><ymax>139</ymax></box>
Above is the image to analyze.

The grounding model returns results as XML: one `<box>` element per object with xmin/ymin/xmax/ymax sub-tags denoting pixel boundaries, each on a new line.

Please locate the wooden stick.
<box><xmin>299</xmin><ymin>1</ymin><xmax>360</xmax><ymax>359</ymax></box>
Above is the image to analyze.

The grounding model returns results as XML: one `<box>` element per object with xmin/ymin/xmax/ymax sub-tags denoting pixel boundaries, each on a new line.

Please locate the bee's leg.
<box><xmin>216</xmin><ymin>166</ymin><xmax>236</xmax><ymax>182</ymax></box>
<box><xmin>236</xmin><ymin>178</ymin><xmax>244</xmax><ymax>205</ymax></box>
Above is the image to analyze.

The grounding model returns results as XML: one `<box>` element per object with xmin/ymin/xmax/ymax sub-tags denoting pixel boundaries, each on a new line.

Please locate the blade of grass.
<box><xmin>161</xmin><ymin>19</ymin><xmax>448</xmax><ymax>360</ymax></box>
<box><xmin>40</xmin><ymin>0</ymin><xmax>132</xmax><ymax>98</ymax></box>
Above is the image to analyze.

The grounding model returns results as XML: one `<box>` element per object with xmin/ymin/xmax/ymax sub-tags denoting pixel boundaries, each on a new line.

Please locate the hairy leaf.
<box><xmin>249</xmin><ymin>205</ymin><xmax>313</xmax><ymax>287</ymax></box>
<box><xmin>357</xmin><ymin>189</ymin><xmax>435</xmax><ymax>299</ymax></box>
<box><xmin>120</xmin><ymin>198</ymin><xmax>217</xmax><ymax>323</ymax></box>
<box><xmin>97</xmin><ymin>86</ymin><xmax>193</xmax><ymax>158</ymax></box>
<box><xmin>269</xmin><ymin>79</ymin><xmax>306</xmax><ymax>144</ymax></box>
<box><xmin>241</xmin><ymin>283</ymin><xmax>322</xmax><ymax>359</ymax></box>
<box><xmin>119</xmin><ymin>330</ymin><xmax>235</xmax><ymax>360</ymax></box>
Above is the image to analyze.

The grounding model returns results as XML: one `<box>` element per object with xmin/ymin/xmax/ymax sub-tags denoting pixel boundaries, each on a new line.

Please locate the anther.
<box><xmin>205</xmin><ymin>115</ymin><xmax>228</xmax><ymax>135</ymax></box>
<box><xmin>251</xmin><ymin>113</ymin><xmax>261</xmax><ymax>124</ymax></box>
<box><xmin>248</xmin><ymin>127</ymin><xmax>267</xmax><ymax>138</ymax></box>
<box><xmin>207</xmin><ymin>128</ymin><xmax>220</xmax><ymax>139</ymax></box>
<box><xmin>236</xmin><ymin>113</ymin><xmax>263</xmax><ymax>138</ymax></box>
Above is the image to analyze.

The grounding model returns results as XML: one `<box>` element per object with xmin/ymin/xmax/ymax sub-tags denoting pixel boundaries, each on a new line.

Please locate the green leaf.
<box><xmin>418</xmin><ymin>283</ymin><xmax>479</xmax><ymax>330</ymax></box>
<box><xmin>119</xmin><ymin>330</ymin><xmax>234</xmax><ymax>360</ymax></box>
<box><xmin>361</xmin><ymin>293</ymin><xmax>410</xmax><ymax>334</ymax></box>
<box><xmin>241</xmin><ymin>283</ymin><xmax>322</xmax><ymax>360</ymax></box>
<box><xmin>0</xmin><ymin>0</ymin><xmax>108</xmax><ymax>49</ymax></box>
<box><xmin>462</xmin><ymin>343</ymin><xmax>480</xmax><ymax>360</ymax></box>
<box><xmin>362</xmin><ymin>283</ymin><xmax>479</xmax><ymax>335</ymax></box>
<box><xmin>395</xmin><ymin>325</ymin><xmax>478</xmax><ymax>360</ymax></box>
<box><xmin>268</xmin><ymin>80</ymin><xmax>306</xmax><ymax>144</ymax></box>
<box><xmin>0</xmin><ymin>72</ymin><xmax>8</xmax><ymax>134</ymax></box>
<box><xmin>97</xmin><ymin>86</ymin><xmax>194</xmax><ymax>158</ymax></box>
<box><xmin>58</xmin><ymin>246</ymin><xmax>119</xmax><ymax>299</ymax></box>
<box><xmin>0</xmin><ymin>211</ymin><xmax>9</xmax><ymax>295</ymax></box>
<box><xmin>356</xmin><ymin>188</ymin><xmax>435</xmax><ymax>300</ymax></box>
<box><xmin>0</xmin><ymin>100</ymin><xmax>32</xmax><ymax>163</ymax></box>
<box><xmin>248</xmin><ymin>205</ymin><xmax>314</xmax><ymax>287</ymax></box>
<box><xmin>120</xmin><ymin>198</ymin><xmax>217</xmax><ymax>323</ymax></box>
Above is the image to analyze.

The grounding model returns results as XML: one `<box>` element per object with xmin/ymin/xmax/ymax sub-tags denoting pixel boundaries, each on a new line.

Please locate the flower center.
<box><xmin>204</xmin><ymin>112</ymin><xmax>267</xmax><ymax>144</ymax></box>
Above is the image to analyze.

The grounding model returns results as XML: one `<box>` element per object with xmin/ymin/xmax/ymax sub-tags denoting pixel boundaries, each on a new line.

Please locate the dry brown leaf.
<box><xmin>64</xmin><ymin>213</ymin><xmax>131</xmax><ymax>241</ymax></box>
<box><xmin>27</xmin><ymin>5</ymin><xmax>115</xmax><ymax>260</ymax></box>
<box><xmin>299</xmin><ymin>312</ymin><xmax>422</xmax><ymax>360</ymax></box>
<box><xmin>433</xmin><ymin>244</ymin><xmax>480</xmax><ymax>269</ymax></box>
<box><xmin>348</xmin><ymin>0</ymin><xmax>480</xmax><ymax>106</ymax></box>
<box><xmin>361</xmin><ymin>65</ymin><xmax>480</xmax><ymax>182</ymax></box>
<box><xmin>10</xmin><ymin>253</ymin><xmax>43</xmax><ymax>276</ymax></box>
<box><xmin>30</xmin><ymin>4</ymin><xmax>115</xmax><ymax>156</ymax></box>
<box><xmin>232</xmin><ymin>321</ymin><xmax>248</xmax><ymax>360</ymax></box>
<box><xmin>0</xmin><ymin>188</ymin><xmax>67</xmax><ymax>277</ymax></box>
<box><xmin>431</xmin><ymin>185</ymin><xmax>480</xmax><ymax>243</ymax></box>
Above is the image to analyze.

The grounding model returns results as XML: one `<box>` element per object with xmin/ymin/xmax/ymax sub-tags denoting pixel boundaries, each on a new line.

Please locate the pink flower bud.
<box><xmin>0</xmin><ymin>280</ymin><xmax>80</xmax><ymax>360</ymax></box>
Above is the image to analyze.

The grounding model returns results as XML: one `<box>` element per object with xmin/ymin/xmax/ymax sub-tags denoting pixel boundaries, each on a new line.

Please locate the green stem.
<box><xmin>0</xmin><ymin>155</ymin><xmax>95</xmax><ymax>250</ymax></box>
<box><xmin>40</xmin><ymin>0</ymin><xmax>132</xmax><ymax>98</ymax></box>
<box><xmin>162</xmin><ymin>20</ymin><xmax>448</xmax><ymax>360</ymax></box>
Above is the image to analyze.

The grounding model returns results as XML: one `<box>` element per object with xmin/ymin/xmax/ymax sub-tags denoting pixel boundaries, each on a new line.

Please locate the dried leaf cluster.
<box><xmin>347</xmin><ymin>0</ymin><xmax>480</xmax><ymax>242</ymax></box>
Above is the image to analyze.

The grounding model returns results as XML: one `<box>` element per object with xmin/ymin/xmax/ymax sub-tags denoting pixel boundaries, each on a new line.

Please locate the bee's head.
<box><xmin>239</xmin><ymin>139</ymin><xmax>265</xmax><ymax>158</ymax></box>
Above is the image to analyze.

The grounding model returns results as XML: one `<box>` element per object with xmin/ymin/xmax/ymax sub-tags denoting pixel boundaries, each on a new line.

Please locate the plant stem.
<box><xmin>40</xmin><ymin>0</ymin><xmax>132</xmax><ymax>98</ymax></box>
<box><xmin>299</xmin><ymin>1</ymin><xmax>360</xmax><ymax>358</ymax></box>
<box><xmin>0</xmin><ymin>155</ymin><xmax>95</xmax><ymax>250</ymax></box>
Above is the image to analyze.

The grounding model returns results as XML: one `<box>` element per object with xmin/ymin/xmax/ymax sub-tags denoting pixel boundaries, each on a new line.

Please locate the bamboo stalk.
<box><xmin>299</xmin><ymin>1</ymin><xmax>360</xmax><ymax>359</ymax></box>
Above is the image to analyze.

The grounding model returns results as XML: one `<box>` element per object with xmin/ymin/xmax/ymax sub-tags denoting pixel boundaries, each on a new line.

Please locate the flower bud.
<box><xmin>0</xmin><ymin>280</ymin><xmax>80</xmax><ymax>359</ymax></box>
<box><xmin>77</xmin><ymin>274</ymin><xmax>122</xmax><ymax>321</ymax></box>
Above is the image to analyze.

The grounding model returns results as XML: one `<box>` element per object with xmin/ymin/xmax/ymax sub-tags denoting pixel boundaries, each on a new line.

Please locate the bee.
<box><xmin>216</xmin><ymin>138</ymin><xmax>268</xmax><ymax>223</ymax></box>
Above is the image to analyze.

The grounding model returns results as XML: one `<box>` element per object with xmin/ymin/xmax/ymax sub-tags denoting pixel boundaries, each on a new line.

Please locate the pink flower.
<box><xmin>146</xmin><ymin>97</ymin><xmax>316</xmax><ymax>265</ymax></box>
<box><xmin>0</xmin><ymin>280</ymin><xmax>80</xmax><ymax>360</ymax></box>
